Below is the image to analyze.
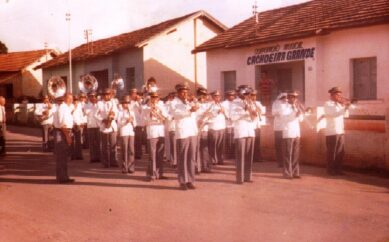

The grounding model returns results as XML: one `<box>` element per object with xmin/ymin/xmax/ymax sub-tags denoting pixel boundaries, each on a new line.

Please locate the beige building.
<box><xmin>0</xmin><ymin>49</ymin><xmax>57</xmax><ymax>101</ymax></box>
<box><xmin>37</xmin><ymin>11</ymin><xmax>226</xmax><ymax>96</ymax></box>
<box><xmin>194</xmin><ymin>0</ymin><xmax>389</xmax><ymax>171</ymax></box>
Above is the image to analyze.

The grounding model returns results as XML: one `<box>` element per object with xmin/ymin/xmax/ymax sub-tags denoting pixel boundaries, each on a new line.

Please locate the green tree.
<box><xmin>0</xmin><ymin>41</ymin><xmax>8</xmax><ymax>54</ymax></box>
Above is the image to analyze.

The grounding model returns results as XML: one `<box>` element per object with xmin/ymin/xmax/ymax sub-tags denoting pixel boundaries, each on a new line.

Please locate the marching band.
<box><xmin>34</xmin><ymin>75</ymin><xmax>356</xmax><ymax>188</ymax></box>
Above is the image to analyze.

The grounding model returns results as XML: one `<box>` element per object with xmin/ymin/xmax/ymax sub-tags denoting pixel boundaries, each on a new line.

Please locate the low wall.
<box><xmin>12</xmin><ymin>103</ymin><xmax>40</xmax><ymax>126</ymax></box>
<box><xmin>261</xmin><ymin>108</ymin><xmax>389</xmax><ymax>171</ymax></box>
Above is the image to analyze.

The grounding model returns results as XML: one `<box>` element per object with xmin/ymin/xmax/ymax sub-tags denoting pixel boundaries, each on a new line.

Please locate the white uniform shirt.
<box><xmin>170</xmin><ymin>97</ymin><xmax>198</xmax><ymax>139</ymax></box>
<box><xmin>280</xmin><ymin>103</ymin><xmax>303</xmax><ymax>139</ymax></box>
<box><xmin>196</xmin><ymin>101</ymin><xmax>211</xmax><ymax>132</ymax></box>
<box><xmin>324</xmin><ymin>100</ymin><xmax>350</xmax><ymax>136</ymax></box>
<box><xmin>72</xmin><ymin>103</ymin><xmax>84</xmax><ymax>126</ymax></box>
<box><xmin>84</xmin><ymin>102</ymin><xmax>100</xmax><ymax>128</ymax></box>
<box><xmin>221</xmin><ymin>100</ymin><xmax>234</xmax><ymax>128</ymax></box>
<box><xmin>272</xmin><ymin>100</ymin><xmax>288</xmax><ymax>131</ymax></box>
<box><xmin>53</xmin><ymin>103</ymin><xmax>74</xmax><ymax>129</ymax></box>
<box><xmin>207</xmin><ymin>102</ymin><xmax>227</xmax><ymax>131</ymax></box>
<box><xmin>131</xmin><ymin>101</ymin><xmax>144</xmax><ymax>127</ymax></box>
<box><xmin>165</xmin><ymin>100</ymin><xmax>176</xmax><ymax>132</ymax></box>
<box><xmin>142</xmin><ymin>101</ymin><xmax>166</xmax><ymax>139</ymax></box>
<box><xmin>118</xmin><ymin>108</ymin><xmax>136</xmax><ymax>137</ymax></box>
<box><xmin>0</xmin><ymin>105</ymin><xmax>6</xmax><ymax>123</ymax></box>
<box><xmin>80</xmin><ymin>101</ymin><xmax>87</xmax><ymax>124</ymax></box>
<box><xmin>95</xmin><ymin>100</ymin><xmax>118</xmax><ymax>133</ymax></box>
<box><xmin>34</xmin><ymin>103</ymin><xmax>54</xmax><ymax>125</ymax></box>
<box><xmin>252</xmin><ymin>101</ymin><xmax>266</xmax><ymax>129</ymax></box>
<box><xmin>230</xmin><ymin>98</ymin><xmax>255</xmax><ymax>139</ymax></box>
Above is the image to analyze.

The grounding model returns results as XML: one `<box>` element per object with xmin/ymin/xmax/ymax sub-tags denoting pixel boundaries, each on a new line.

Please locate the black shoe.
<box><xmin>147</xmin><ymin>176</ymin><xmax>156</xmax><ymax>182</ymax></box>
<box><xmin>58</xmin><ymin>178</ymin><xmax>75</xmax><ymax>184</ymax></box>
<box><xmin>293</xmin><ymin>175</ymin><xmax>301</xmax><ymax>179</ymax></box>
<box><xmin>128</xmin><ymin>170</ymin><xmax>135</xmax><ymax>174</ymax></box>
<box><xmin>202</xmin><ymin>170</ymin><xmax>212</xmax><ymax>173</ymax></box>
<box><xmin>171</xmin><ymin>165</ymin><xmax>177</xmax><ymax>169</ymax></box>
<box><xmin>283</xmin><ymin>174</ymin><xmax>293</xmax><ymax>179</ymax></box>
<box><xmin>327</xmin><ymin>170</ymin><xmax>337</xmax><ymax>176</ymax></box>
<box><xmin>186</xmin><ymin>183</ymin><xmax>196</xmax><ymax>189</ymax></box>
<box><xmin>179</xmin><ymin>184</ymin><xmax>188</xmax><ymax>190</ymax></box>
<box><xmin>244</xmin><ymin>180</ymin><xmax>254</xmax><ymax>183</ymax></box>
<box><xmin>159</xmin><ymin>175</ymin><xmax>169</xmax><ymax>180</ymax></box>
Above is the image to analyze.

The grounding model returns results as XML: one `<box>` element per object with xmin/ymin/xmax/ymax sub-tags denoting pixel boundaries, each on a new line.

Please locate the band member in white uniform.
<box><xmin>84</xmin><ymin>91</ymin><xmax>101</xmax><ymax>163</ymax></box>
<box><xmin>250</xmin><ymin>90</ymin><xmax>266</xmax><ymax>162</ymax></box>
<box><xmin>280</xmin><ymin>91</ymin><xmax>304</xmax><ymax>179</ymax></box>
<box><xmin>195</xmin><ymin>87</ymin><xmax>212</xmax><ymax>173</ymax></box>
<box><xmin>53</xmin><ymin>93</ymin><xmax>75</xmax><ymax>183</ymax></box>
<box><xmin>34</xmin><ymin>95</ymin><xmax>55</xmax><ymax>152</ymax></box>
<box><xmin>130</xmin><ymin>88</ymin><xmax>146</xmax><ymax>160</ymax></box>
<box><xmin>207</xmin><ymin>91</ymin><xmax>227</xmax><ymax>165</ymax></box>
<box><xmin>71</xmin><ymin>96</ymin><xmax>84</xmax><ymax>160</ymax></box>
<box><xmin>0</xmin><ymin>96</ymin><xmax>6</xmax><ymax>156</ymax></box>
<box><xmin>170</xmin><ymin>84</ymin><xmax>199</xmax><ymax>190</ymax></box>
<box><xmin>165</xmin><ymin>92</ymin><xmax>177</xmax><ymax>168</ymax></box>
<box><xmin>142</xmin><ymin>92</ymin><xmax>168</xmax><ymax>180</ymax></box>
<box><xmin>222</xmin><ymin>90</ymin><xmax>236</xmax><ymax>159</ymax></box>
<box><xmin>272</xmin><ymin>93</ymin><xmax>288</xmax><ymax>167</ymax></box>
<box><xmin>118</xmin><ymin>95</ymin><xmax>136</xmax><ymax>174</ymax></box>
<box><xmin>230</xmin><ymin>86</ymin><xmax>256</xmax><ymax>184</ymax></box>
<box><xmin>95</xmin><ymin>88</ymin><xmax>119</xmax><ymax>168</ymax></box>
<box><xmin>324</xmin><ymin>87</ymin><xmax>355</xmax><ymax>176</ymax></box>
<box><xmin>79</xmin><ymin>93</ymin><xmax>88</xmax><ymax>149</ymax></box>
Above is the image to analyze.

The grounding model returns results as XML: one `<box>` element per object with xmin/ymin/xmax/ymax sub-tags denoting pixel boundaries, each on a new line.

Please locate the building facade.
<box><xmin>195</xmin><ymin>0</ymin><xmax>389</xmax><ymax>171</ymax></box>
<box><xmin>0</xmin><ymin>49</ymin><xmax>57</xmax><ymax>101</ymax></box>
<box><xmin>38</xmin><ymin>11</ymin><xmax>226</xmax><ymax>96</ymax></box>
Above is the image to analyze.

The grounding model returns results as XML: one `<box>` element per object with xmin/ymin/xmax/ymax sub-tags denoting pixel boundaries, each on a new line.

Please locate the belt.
<box><xmin>54</xmin><ymin>128</ymin><xmax>72</xmax><ymax>131</ymax></box>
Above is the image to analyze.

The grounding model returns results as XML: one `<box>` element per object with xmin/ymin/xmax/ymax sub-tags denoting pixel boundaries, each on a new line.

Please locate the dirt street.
<box><xmin>0</xmin><ymin>126</ymin><xmax>388</xmax><ymax>242</ymax></box>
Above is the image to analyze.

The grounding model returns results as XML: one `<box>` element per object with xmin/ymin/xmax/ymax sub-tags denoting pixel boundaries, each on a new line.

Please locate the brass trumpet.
<box><xmin>294</xmin><ymin>100</ymin><xmax>313</xmax><ymax>115</ymax></box>
<box><xmin>337</xmin><ymin>96</ymin><xmax>358</xmax><ymax>107</ymax></box>
<box><xmin>197</xmin><ymin>102</ymin><xmax>214</xmax><ymax>130</ymax></box>
<box><xmin>102</xmin><ymin>107</ymin><xmax>115</xmax><ymax>129</ymax></box>
<box><xmin>150</xmin><ymin>103</ymin><xmax>166</xmax><ymax>123</ymax></box>
<box><xmin>243</xmin><ymin>98</ymin><xmax>259</xmax><ymax>121</ymax></box>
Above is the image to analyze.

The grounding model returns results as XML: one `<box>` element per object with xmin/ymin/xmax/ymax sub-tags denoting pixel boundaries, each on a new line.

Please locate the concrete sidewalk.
<box><xmin>0</xmin><ymin>126</ymin><xmax>388</xmax><ymax>242</ymax></box>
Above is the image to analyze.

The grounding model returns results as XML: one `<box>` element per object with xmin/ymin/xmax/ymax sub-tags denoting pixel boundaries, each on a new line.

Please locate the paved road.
<box><xmin>0</xmin><ymin>126</ymin><xmax>388</xmax><ymax>242</ymax></box>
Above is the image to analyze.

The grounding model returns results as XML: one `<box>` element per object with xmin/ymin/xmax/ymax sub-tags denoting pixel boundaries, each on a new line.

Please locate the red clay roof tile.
<box><xmin>37</xmin><ymin>11</ymin><xmax>225</xmax><ymax>69</ymax></box>
<box><xmin>194</xmin><ymin>0</ymin><xmax>389</xmax><ymax>52</ymax></box>
<box><xmin>0</xmin><ymin>49</ymin><xmax>53</xmax><ymax>72</ymax></box>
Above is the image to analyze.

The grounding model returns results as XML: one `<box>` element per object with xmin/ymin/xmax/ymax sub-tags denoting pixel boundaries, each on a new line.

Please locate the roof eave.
<box><xmin>136</xmin><ymin>10</ymin><xmax>227</xmax><ymax>49</ymax></box>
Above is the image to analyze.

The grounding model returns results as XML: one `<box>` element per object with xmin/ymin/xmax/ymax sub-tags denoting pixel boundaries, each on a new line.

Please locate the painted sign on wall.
<box><xmin>247</xmin><ymin>41</ymin><xmax>315</xmax><ymax>65</ymax></box>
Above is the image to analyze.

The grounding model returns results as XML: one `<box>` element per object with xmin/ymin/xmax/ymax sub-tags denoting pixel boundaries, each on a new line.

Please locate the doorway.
<box><xmin>255</xmin><ymin>60</ymin><xmax>305</xmax><ymax>106</ymax></box>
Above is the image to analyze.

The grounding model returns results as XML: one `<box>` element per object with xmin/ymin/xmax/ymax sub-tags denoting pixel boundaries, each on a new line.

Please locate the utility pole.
<box><xmin>44</xmin><ymin>42</ymin><xmax>48</xmax><ymax>61</ymax></box>
<box><xmin>84</xmin><ymin>29</ymin><xmax>93</xmax><ymax>54</ymax></box>
<box><xmin>66</xmin><ymin>12</ymin><xmax>72</xmax><ymax>93</ymax></box>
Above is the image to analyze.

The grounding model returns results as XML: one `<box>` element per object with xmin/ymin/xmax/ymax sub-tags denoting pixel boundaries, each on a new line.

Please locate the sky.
<box><xmin>0</xmin><ymin>0</ymin><xmax>310</xmax><ymax>53</ymax></box>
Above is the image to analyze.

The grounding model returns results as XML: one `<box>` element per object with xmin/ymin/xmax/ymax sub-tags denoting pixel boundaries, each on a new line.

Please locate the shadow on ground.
<box><xmin>1</xmin><ymin>130</ymin><xmax>388</xmax><ymax>191</ymax></box>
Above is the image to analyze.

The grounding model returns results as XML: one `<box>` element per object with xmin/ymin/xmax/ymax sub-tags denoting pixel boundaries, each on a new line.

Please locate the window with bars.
<box><xmin>126</xmin><ymin>67</ymin><xmax>135</xmax><ymax>89</ymax></box>
<box><xmin>352</xmin><ymin>57</ymin><xmax>377</xmax><ymax>100</ymax></box>
<box><xmin>222</xmin><ymin>71</ymin><xmax>236</xmax><ymax>97</ymax></box>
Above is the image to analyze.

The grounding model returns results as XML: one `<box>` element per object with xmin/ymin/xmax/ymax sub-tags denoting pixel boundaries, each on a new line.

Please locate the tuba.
<box><xmin>47</xmin><ymin>75</ymin><xmax>66</xmax><ymax>98</ymax></box>
<box><xmin>79</xmin><ymin>74</ymin><xmax>98</xmax><ymax>94</ymax></box>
